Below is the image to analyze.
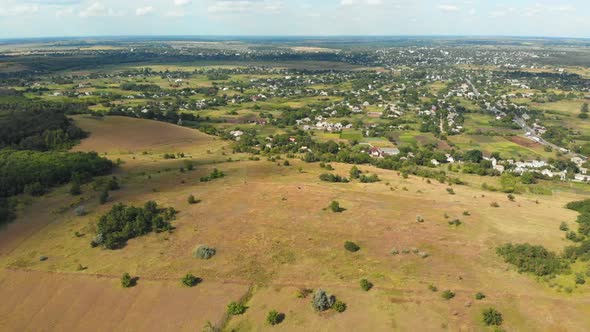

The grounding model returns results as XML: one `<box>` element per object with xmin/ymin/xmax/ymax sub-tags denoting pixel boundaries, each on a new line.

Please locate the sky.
<box><xmin>0</xmin><ymin>0</ymin><xmax>588</xmax><ymax>39</ymax></box>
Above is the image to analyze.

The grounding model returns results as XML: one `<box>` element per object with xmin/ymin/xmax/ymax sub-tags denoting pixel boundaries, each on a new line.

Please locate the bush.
<box><xmin>332</xmin><ymin>300</ymin><xmax>346</xmax><ymax>313</ymax></box>
<box><xmin>475</xmin><ymin>292</ymin><xmax>486</xmax><ymax>300</ymax></box>
<box><xmin>99</xmin><ymin>190</ymin><xmax>109</xmax><ymax>204</ymax></box>
<box><xmin>482</xmin><ymin>308</ymin><xmax>503</xmax><ymax>326</ymax></box>
<box><xmin>344</xmin><ymin>241</ymin><xmax>360</xmax><ymax>252</ymax></box>
<box><xmin>360</xmin><ymin>278</ymin><xmax>373</xmax><ymax>291</ymax></box>
<box><xmin>575</xmin><ymin>273</ymin><xmax>586</xmax><ymax>285</ymax></box>
<box><xmin>74</xmin><ymin>205</ymin><xmax>86</xmax><ymax>216</ymax></box>
<box><xmin>121</xmin><ymin>273</ymin><xmax>135</xmax><ymax>288</ymax></box>
<box><xmin>70</xmin><ymin>181</ymin><xmax>81</xmax><ymax>196</ymax></box>
<box><xmin>490</xmin><ymin>202</ymin><xmax>500</xmax><ymax>208</ymax></box>
<box><xmin>181</xmin><ymin>273</ymin><xmax>201</xmax><ymax>287</ymax></box>
<box><xmin>329</xmin><ymin>201</ymin><xmax>344</xmax><ymax>212</ymax></box>
<box><xmin>319</xmin><ymin>173</ymin><xmax>349</xmax><ymax>183</ymax></box>
<box><xmin>416</xmin><ymin>215</ymin><xmax>424</xmax><ymax>223</ymax></box>
<box><xmin>311</xmin><ymin>289</ymin><xmax>335</xmax><ymax>312</ymax></box>
<box><xmin>106</xmin><ymin>177</ymin><xmax>120</xmax><ymax>190</ymax></box>
<box><xmin>296</xmin><ymin>288</ymin><xmax>313</xmax><ymax>298</ymax></box>
<box><xmin>227</xmin><ymin>301</ymin><xmax>246</xmax><ymax>315</ymax></box>
<box><xmin>350</xmin><ymin>166</ymin><xmax>361</xmax><ymax>179</ymax></box>
<box><xmin>200</xmin><ymin>168</ymin><xmax>225</xmax><ymax>182</ymax></box>
<box><xmin>448</xmin><ymin>219</ymin><xmax>462</xmax><ymax>226</ymax></box>
<box><xmin>359</xmin><ymin>174</ymin><xmax>380</xmax><ymax>183</ymax></box>
<box><xmin>428</xmin><ymin>284</ymin><xmax>438</xmax><ymax>292</ymax></box>
<box><xmin>188</xmin><ymin>195</ymin><xmax>200</xmax><ymax>204</ymax></box>
<box><xmin>194</xmin><ymin>245</ymin><xmax>216</xmax><ymax>260</ymax></box>
<box><xmin>24</xmin><ymin>182</ymin><xmax>45</xmax><ymax>196</ymax></box>
<box><xmin>446</xmin><ymin>187</ymin><xmax>455</xmax><ymax>195</ymax></box>
<box><xmin>266</xmin><ymin>310</ymin><xmax>283</xmax><ymax>325</ymax></box>
<box><xmin>559</xmin><ymin>222</ymin><xmax>569</xmax><ymax>231</ymax></box>
<box><xmin>507</xmin><ymin>193</ymin><xmax>515</xmax><ymax>201</ymax></box>
<box><xmin>441</xmin><ymin>290</ymin><xmax>455</xmax><ymax>300</ymax></box>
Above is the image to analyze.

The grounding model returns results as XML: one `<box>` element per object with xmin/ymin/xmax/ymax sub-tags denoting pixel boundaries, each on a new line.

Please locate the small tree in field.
<box><xmin>121</xmin><ymin>273</ymin><xmax>135</xmax><ymax>288</ymax></box>
<box><xmin>181</xmin><ymin>273</ymin><xmax>200</xmax><ymax>287</ymax></box>
<box><xmin>266</xmin><ymin>310</ymin><xmax>283</xmax><ymax>325</ymax></box>
<box><xmin>312</xmin><ymin>289</ymin><xmax>335</xmax><ymax>312</ymax></box>
<box><xmin>441</xmin><ymin>290</ymin><xmax>455</xmax><ymax>300</ymax></box>
<box><xmin>482</xmin><ymin>308</ymin><xmax>503</xmax><ymax>326</ymax></box>
<box><xmin>227</xmin><ymin>301</ymin><xmax>246</xmax><ymax>315</ymax></box>
<box><xmin>344</xmin><ymin>241</ymin><xmax>360</xmax><ymax>252</ymax></box>
<box><xmin>360</xmin><ymin>278</ymin><xmax>373</xmax><ymax>291</ymax></box>
<box><xmin>329</xmin><ymin>201</ymin><xmax>344</xmax><ymax>212</ymax></box>
<box><xmin>188</xmin><ymin>195</ymin><xmax>199</xmax><ymax>204</ymax></box>
<box><xmin>332</xmin><ymin>300</ymin><xmax>347</xmax><ymax>313</ymax></box>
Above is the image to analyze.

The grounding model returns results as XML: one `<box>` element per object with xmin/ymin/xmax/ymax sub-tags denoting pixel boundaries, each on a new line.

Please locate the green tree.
<box><xmin>482</xmin><ymin>308</ymin><xmax>503</xmax><ymax>326</ymax></box>
<box><xmin>350</xmin><ymin>166</ymin><xmax>361</xmax><ymax>179</ymax></box>
<box><xmin>227</xmin><ymin>302</ymin><xmax>246</xmax><ymax>315</ymax></box>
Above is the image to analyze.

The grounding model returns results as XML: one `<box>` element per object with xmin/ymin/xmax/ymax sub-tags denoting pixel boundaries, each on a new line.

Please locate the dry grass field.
<box><xmin>2</xmin><ymin>116</ymin><xmax>590</xmax><ymax>331</ymax></box>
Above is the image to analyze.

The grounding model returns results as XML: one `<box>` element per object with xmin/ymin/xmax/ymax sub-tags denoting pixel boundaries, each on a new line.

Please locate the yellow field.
<box><xmin>2</xmin><ymin>116</ymin><xmax>590</xmax><ymax>331</ymax></box>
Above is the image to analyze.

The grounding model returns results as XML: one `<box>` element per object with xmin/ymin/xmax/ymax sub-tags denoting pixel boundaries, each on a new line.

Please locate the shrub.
<box><xmin>448</xmin><ymin>219</ymin><xmax>462</xmax><ymax>226</ymax></box>
<box><xmin>181</xmin><ymin>273</ymin><xmax>200</xmax><ymax>287</ymax></box>
<box><xmin>121</xmin><ymin>273</ymin><xmax>135</xmax><ymax>288</ymax></box>
<box><xmin>428</xmin><ymin>284</ymin><xmax>438</xmax><ymax>292</ymax></box>
<box><xmin>441</xmin><ymin>290</ymin><xmax>455</xmax><ymax>300</ymax></box>
<box><xmin>490</xmin><ymin>202</ymin><xmax>500</xmax><ymax>208</ymax></box>
<box><xmin>200</xmin><ymin>168</ymin><xmax>225</xmax><ymax>182</ymax></box>
<box><xmin>344</xmin><ymin>241</ymin><xmax>360</xmax><ymax>252</ymax></box>
<box><xmin>446</xmin><ymin>187</ymin><xmax>455</xmax><ymax>195</ymax></box>
<box><xmin>296</xmin><ymin>288</ymin><xmax>313</xmax><ymax>298</ymax></box>
<box><xmin>202</xmin><ymin>321</ymin><xmax>219</xmax><ymax>332</ymax></box>
<box><xmin>99</xmin><ymin>190</ymin><xmax>109</xmax><ymax>204</ymax></box>
<box><xmin>188</xmin><ymin>195</ymin><xmax>200</xmax><ymax>204</ymax></box>
<box><xmin>482</xmin><ymin>308</ymin><xmax>503</xmax><ymax>326</ymax></box>
<box><xmin>332</xmin><ymin>300</ymin><xmax>347</xmax><ymax>313</ymax></box>
<box><xmin>360</xmin><ymin>278</ymin><xmax>373</xmax><ymax>291</ymax></box>
<box><xmin>319</xmin><ymin>173</ymin><xmax>349</xmax><ymax>183</ymax></box>
<box><xmin>311</xmin><ymin>289</ymin><xmax>335</xmax><ymax>311</ymax></box>
<box><xmin>194</xmin><ymin>245</ymin><xmax>216</xmax><ymax>260</ymax></box>
<box><xmin>106</xmin><ymin>177</ymin><xmax>120</xmax><ymax>190</ymax></box>
<box><xmin>416</xmin><ymin>215</ymin><xmax>424</xmax><ymax>223</ymax></box>
<box><xmin>24</xmin><ymin>182</ymin><xmax>45</xmax><ymax>196</ymax></box>
<box><xmin>227</xmin><ymin>301</ymin><xmax>246</xmax><ymax>315</ymax></box>
<box><xmin>70</xmin><ymin>181</ymin><xmax>81</xmax><ymax>196</ymax></box>
<box><xmin>359</xmin><ymin>174</ymin><xmax>380</xmax><ymax>183</ymax></box>
<box><xmin>475</xmin><ymin>292</ymin><xmax>486</xmax><ymax>300</ymax></box>
<box><xmin>507</xmin><ymin>193</ymin><xmax>515</xmax><ymax>201</ymax></box>
<box><xmin>559</xmin><ymin>222</ymin><xmax>569</xmax><ymax>231</ymax></box>
<box><xmin>74</xmin><ymin>205</ymin><xmax>86</xmax><ymax>216</ymax></box>
<box><xmin>266</xmin><ymin>310</ymin><xmax>283</xmax><ymax>325</ymax></box>
<box><xmin>283</xmin><ymin>160</ymin><xmax>290</xmax><ymax>166</ymax></box>
<box><xmin>329</xmin><ymin>201</ymin><xmax>344</xmax><ymax>212</ymax></box>
<box><xmin>350</xmin><ymin>166</ymin><xmax>361</xmax><ymax>179</ymax></box>
<box><xmin>463</xmin><ymin>210</ymin><xmax>471</xmax><ymax>216</ymax></box>
<box><xmin>496</xmin><ymin>243</ymin><xmax>564</xmax><ymax>276</ymax></box>
<box><xmin>575</xmin><ymin>273</ymin><xmax>586</xmax><ymax>285</ymax></box>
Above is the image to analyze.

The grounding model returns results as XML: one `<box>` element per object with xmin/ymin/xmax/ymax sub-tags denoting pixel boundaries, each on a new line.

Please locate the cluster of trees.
<box><xmin>563</xmin><ymin>199</ymin><xmax>590</xmax><ymax>261</ymax></box>
<box><xmin>0</xmin><ymin>109</ymin><xmax>87</xmax><ymax>151</ymax></box>
<box><xmin>496</xmin><ymin>243</ymin><xmax>565</xmax><ymax>276</ymax></box>
<box><xmin>92</xmin><ymin>201</ymin><xmax>177</xmax><ymax>249</ymax></box>
<box><xmin>0</xmin><ymin>149</ymin><xmax>113</xmax><ymax>198</ymax></box>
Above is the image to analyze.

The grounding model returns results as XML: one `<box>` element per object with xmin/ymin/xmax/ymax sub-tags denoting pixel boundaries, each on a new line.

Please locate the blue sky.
<box><xmin>0</xmin><ymin>0</ymin><xmax>588</xmax><ymax>39</ymax></box>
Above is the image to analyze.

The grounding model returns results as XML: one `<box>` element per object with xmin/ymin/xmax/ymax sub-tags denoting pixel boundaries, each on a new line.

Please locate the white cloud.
<box><xmin>174</xmin><ymin>0</ymin><xmax>191</xmax><ymax>5</ymax></box>
<box><xmin>0</xmin><ymin>4</ymin><xmax>40</xmax><ymax>16</ymax></box>
<box><xmin>437</xmin><ymin>4</ymin><xmax>459</xmax><ymax>12</ymax></box>
<box><xmin>208</xmin><ymin>0</ymin><xmax>283</xmax><ymax>15</ymax></box>
<box><xmin>79</xmin><ymin>2</ymin><xmax>125</xmax><ymax>18</ymax></box>
<box><xmin>136</xmin><ymin>6</ymin><xmax>155</xmax><ymax>16</ymax></box>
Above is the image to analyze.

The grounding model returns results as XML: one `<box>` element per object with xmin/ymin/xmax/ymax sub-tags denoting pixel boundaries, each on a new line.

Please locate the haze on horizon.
<box><xmin>0</xmin><ymin>0</ymin><xmax>588</xmax><ymax>39</ymax></box>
